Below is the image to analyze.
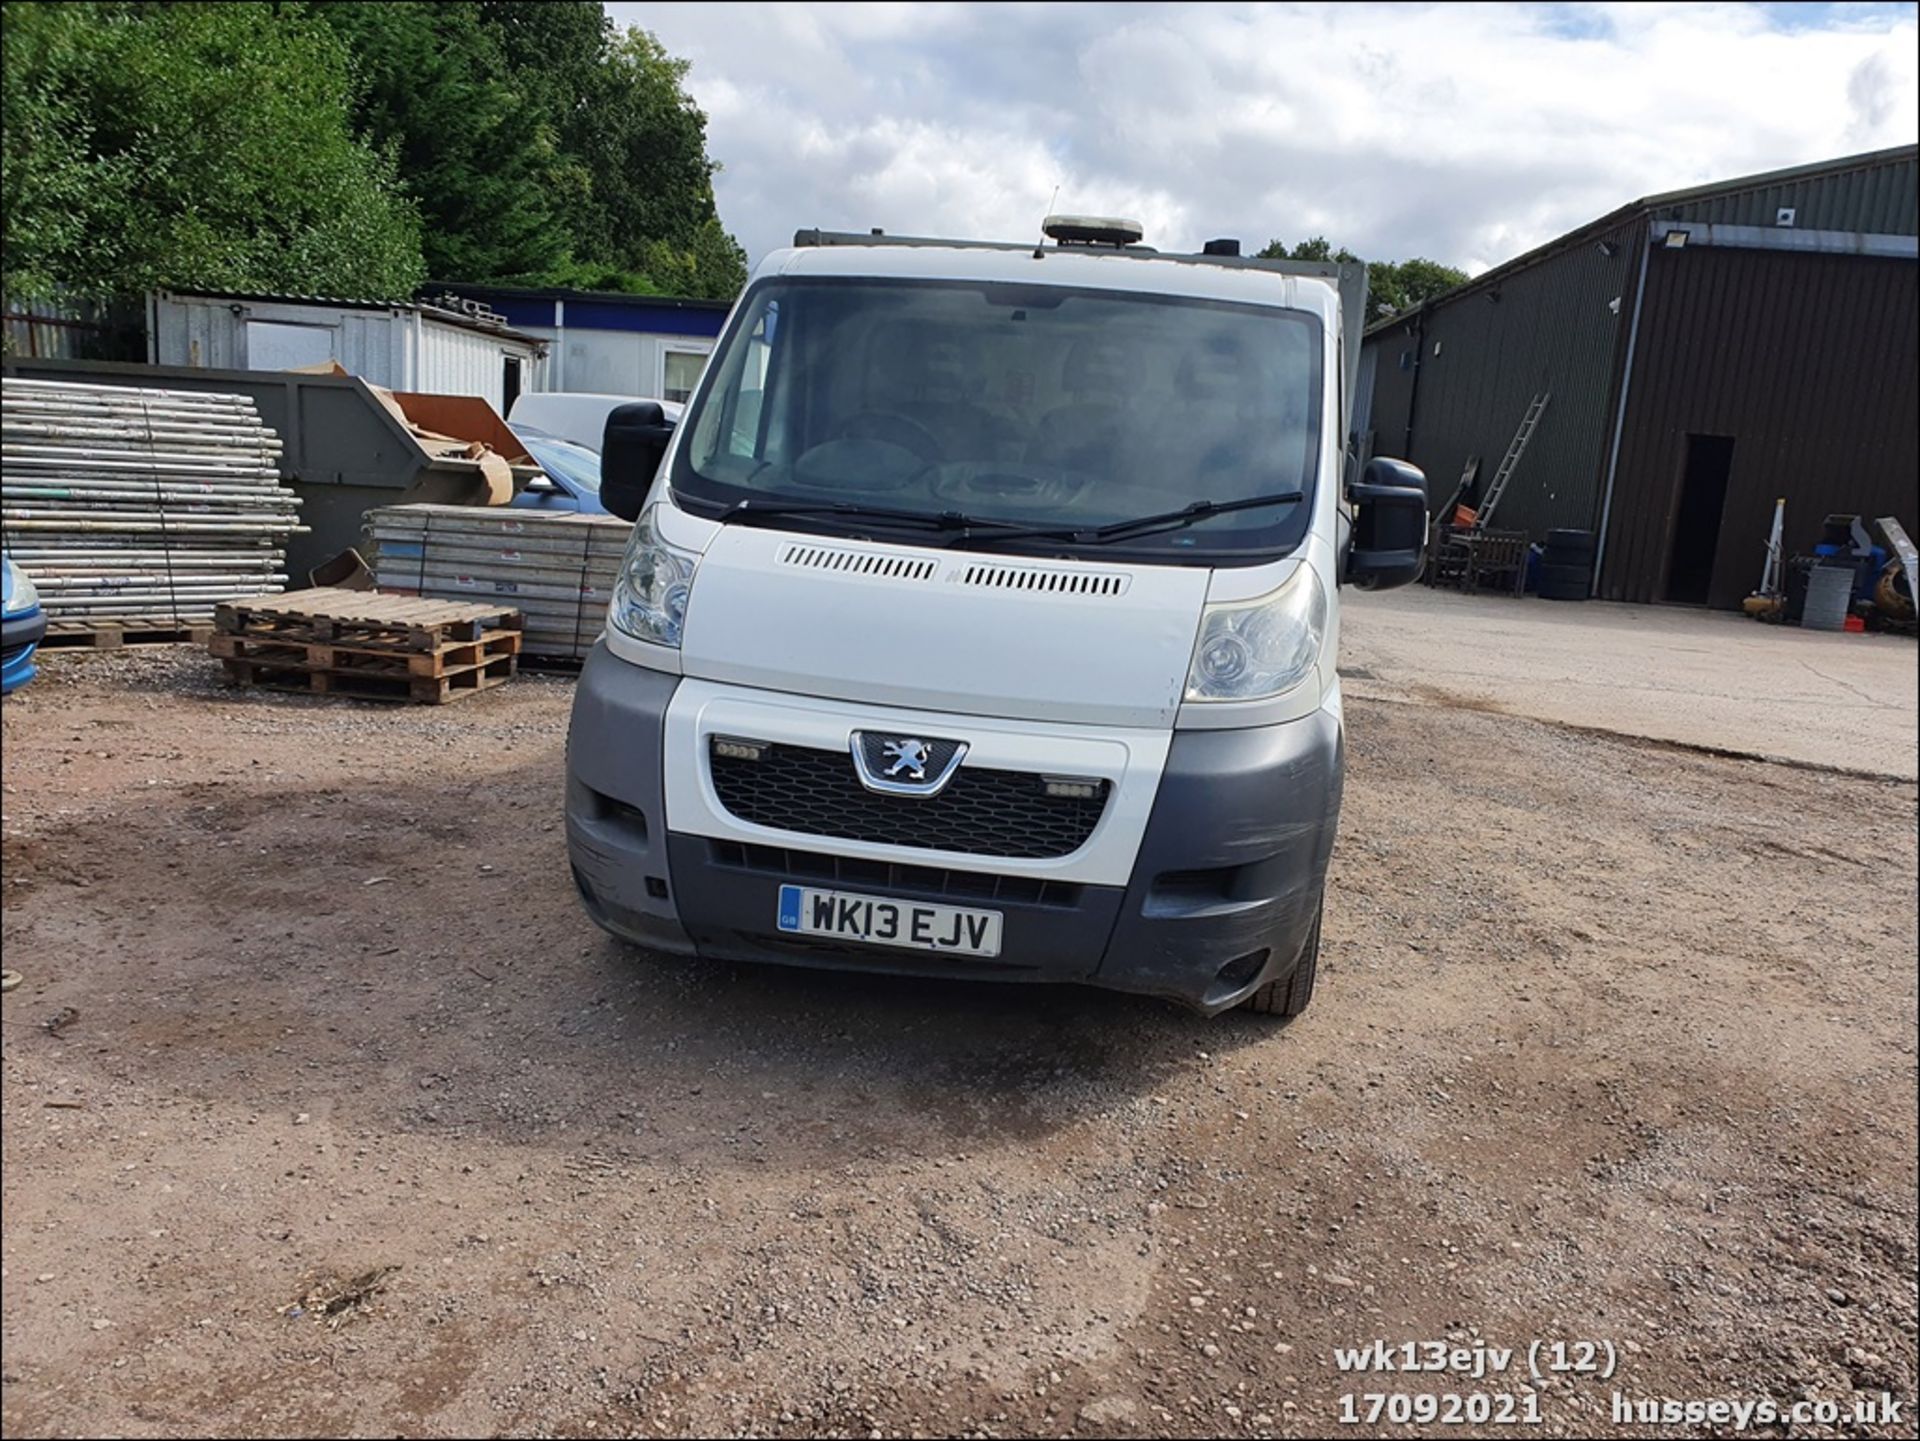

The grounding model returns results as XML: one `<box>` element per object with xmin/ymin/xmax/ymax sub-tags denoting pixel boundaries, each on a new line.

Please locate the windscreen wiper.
<box><xmin>709</xmin><ymin>496</ymin><xmax>1029</xmax><ymax>537</ymax></box>
<box><xmin>943</xmin><ymin>490</ymin><xmax>1307</xmax><ymax>547</ymax></box>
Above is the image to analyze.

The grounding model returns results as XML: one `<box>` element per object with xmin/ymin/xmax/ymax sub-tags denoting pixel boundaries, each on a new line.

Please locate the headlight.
<box><xmin>1184</xmin><ymin>565</ymin><xmax>1327</xmax><ymax>702</ymax></box>
<box><xmin>7</xmin><ymin>562</ymin><xmax>39</xmax><ymax>613</ymax></box>
<box><xmin>609</xmin><ymin>503</ymin><xmax>699</xmax><ymax>648</ymax></box>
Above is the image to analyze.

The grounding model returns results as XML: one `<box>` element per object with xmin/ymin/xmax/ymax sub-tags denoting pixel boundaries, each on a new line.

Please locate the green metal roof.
<box><xmin>1365</xmin><ymin>143</ymin><xmax>1919</xmax><ymax>337</ymax></box>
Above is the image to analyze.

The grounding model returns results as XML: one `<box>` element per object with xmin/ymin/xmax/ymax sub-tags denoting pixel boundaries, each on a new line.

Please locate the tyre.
<box><xmin>1538</xmin><ymin>561</ymin><xmax>1591</xmax><ymax>589</ymax></box>
<box><xmin>1544</xmin><ymin>528</ymin><xmax>1597</xmax><ymax>556</ymax></box>
<box><xmin>1239</xmin><ymin>909</ymin><xmax>1321</xmax><ymax>1018</ymax></box>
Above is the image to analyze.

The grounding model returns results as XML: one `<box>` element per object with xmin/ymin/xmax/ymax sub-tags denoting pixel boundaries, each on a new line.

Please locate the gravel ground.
<box><xmin>1340</xmin><ymin>588</ymin><xmax>1920</xmax><ymax>781</ymax></box>
<box><xmin>2</xmin><ymin>646</ymin><xmax>1915</xmax><ymax>1439</ymax></box>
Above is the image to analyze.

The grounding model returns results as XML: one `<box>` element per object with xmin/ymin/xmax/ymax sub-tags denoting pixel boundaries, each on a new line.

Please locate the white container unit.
<box><xmin>149</xmin><ymin>291</ymin><xmax>549</xmax><ymax>413</ymax></box>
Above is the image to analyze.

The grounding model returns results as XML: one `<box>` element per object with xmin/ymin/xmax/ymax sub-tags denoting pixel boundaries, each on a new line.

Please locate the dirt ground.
<box><xmin>2</xmin><ymin>647</ymin><xmax>1915</xmax><ymax>1440</ymax></box>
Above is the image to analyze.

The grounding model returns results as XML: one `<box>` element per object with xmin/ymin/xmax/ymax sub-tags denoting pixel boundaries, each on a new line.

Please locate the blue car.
<box><xmin>3</xmin><ymin>554</ymin><xmax>48</xmax><ymax>695</ymax></box>
<box><xmin>510</xmin><ymin>429</ymin><xmax>607</xmax><ymax>515</ymax></box>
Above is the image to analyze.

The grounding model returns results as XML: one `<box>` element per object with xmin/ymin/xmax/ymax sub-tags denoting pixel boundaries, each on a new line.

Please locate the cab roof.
<box><xmin>758</xmin><ymin>237</ymin><xmax>1344</xmax><ymax>324</ymax></box>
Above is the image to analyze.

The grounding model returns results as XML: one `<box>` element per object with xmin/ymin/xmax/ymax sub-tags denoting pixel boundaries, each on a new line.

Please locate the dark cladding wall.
<box><xmin>1358</xmin><ymin>216</ymin><xmax>1641</xmax><ymax>539</ymax></box>
<box><xmin>1663</xmin><ymin>151</ymin><xmax>1919</xmax><ymax>233</ymax></box>
<box><xmin>1600</xmin><ymin>247</ymin><xmax>1919</xmax><ymax>609</ymax></box>
<box><xmin>1361</xmin><ymin>314</ymin><xmax>1419</xmax><ymax>462</ymax></box>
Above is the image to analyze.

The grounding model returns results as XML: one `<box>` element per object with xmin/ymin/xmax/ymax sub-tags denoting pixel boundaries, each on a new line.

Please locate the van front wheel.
<box><xmin>1238</xmin><ymin>909</ymin><xmax>1321</xmax><ymax>1018</ymax></box>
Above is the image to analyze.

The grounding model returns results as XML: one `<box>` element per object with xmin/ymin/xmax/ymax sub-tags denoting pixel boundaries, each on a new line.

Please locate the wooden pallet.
<box><xmin>41</xmin><ymin>619</ymin><xmax>215</xmax><ymax>650</ymax></box>
<box><xmin>219</xmin><ymin>652</ymin><xmax>516</xmax><ymax>705</ymax></box>
<box><xmin>214</xmin><ymin>588</ymin><xmax>523</xmax><ymax>653</ymax></box>
<box><xmin>207</xmin><ymin>627</ymin><xmax>521</xmax><ymax>679</ymax></box>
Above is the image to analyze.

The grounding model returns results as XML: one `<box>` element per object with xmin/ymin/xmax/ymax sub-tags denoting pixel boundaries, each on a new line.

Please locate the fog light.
<box><xmin>712</xmin><ymin>737</ymin><xmax>767</xmax><ymax>762</ymax></box>
<box><xmin>1215</xmin><ymin>947</ymin><xmax>1270</xmax><ymax>989</ymax></box>
<box><xmin>1043</xmin><ymin>776</ymin><xmax>1100</xmax><ymax>800</ymax></box>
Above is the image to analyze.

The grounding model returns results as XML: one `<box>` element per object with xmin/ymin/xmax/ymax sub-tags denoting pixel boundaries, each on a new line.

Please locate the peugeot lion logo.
<box><xmin>850</xmin><ymin>730</ymin><xmax>968</xmax><ymax>796</ymax></box>
<box><xmin>882</xmin><ymin>737</ymin><xmax>931</xmax><ymax>781</ymax></box>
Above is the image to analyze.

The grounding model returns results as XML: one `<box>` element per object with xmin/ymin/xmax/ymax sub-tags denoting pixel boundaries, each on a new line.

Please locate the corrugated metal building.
<box><xmin>149</xmin><ymin>290</ymin><xmax>550</xmax><ymax>413</ymax></box>
<box><xmin>3</xmin><ymin>294</ymin><xmax>145</xmax><ymax>362</ymax></box>
<box><xmin>1360</xmin><ymin>145</ymin><xmax>1918</xmax><ymax>609</ymax></box>
<box><xmin>429</xmin><ymin>283</ymin><xmax>731</xmax><ymax>406</ymax></box>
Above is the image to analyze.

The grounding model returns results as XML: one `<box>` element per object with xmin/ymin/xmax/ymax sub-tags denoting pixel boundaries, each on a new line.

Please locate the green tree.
<box><xmin>313</xmin><ymin>1</ymin><xmax>568</xmax><ymax>284</ymax></box>
<box><xmin>470</xmin><ymin>0</ymin><xmax>604</xmax><ymax>235</ymax></box>
<box><xmin>482</xmin><ymin>4</ymin><xmax>747</xmax><ymax>298</ymax></box>
<box><xmin>1256</xmin><ymin>236</ymin><xmax>1467</xmax><ymax>320</ymax></box>
<box><xmin>3</xmin><ymin>0</ymin><xmax>748</xmax><ymax>306</ymax></box>
<box><xmin>477</xmin><ymin>0</ymin><xmax>609</xmax><ymax>122</ymax></box>
<box><xmin>1260</xmin><ymin>235</ymin><xmax>1358</xmax><ymax>264</ymax></box>
<box><xmin>1</xmin><ymin>0</ymin><xmax>423</xmax><ymax>302</ymax></box>
<box><xmin>1384</xmin><ymin>257</ymin><xmax>1472</xmax><ymax>312</ymax></box>
<box><xmin>1</xmin><ymin>0</ymin><xmax>95</xmax><ymax>302</ymax></box>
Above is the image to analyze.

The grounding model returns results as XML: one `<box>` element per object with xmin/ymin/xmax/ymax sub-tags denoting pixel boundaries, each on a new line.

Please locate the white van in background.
<box><xmin>565</xmin><ymin>218</ymin><xmax>1428</xmax><ymax>1018</ymax></box>
<box><xmin>506</xmin><ymin>391</ymin><xmax>683</xmax><ymax>454</ymax></box>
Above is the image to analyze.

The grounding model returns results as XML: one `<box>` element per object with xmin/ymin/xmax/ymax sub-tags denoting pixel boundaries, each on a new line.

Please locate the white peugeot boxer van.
<box><xmin>566</xmin><ymin>219</ymin><xmax>1427</xmax><ymax>1017</ymax></box>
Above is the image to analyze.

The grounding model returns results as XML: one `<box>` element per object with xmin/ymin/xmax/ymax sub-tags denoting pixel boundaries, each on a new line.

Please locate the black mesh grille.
<box><xmin>708</xmin><ymin>741</ymin><xmax>1107</xmax><ymax>859</ymax></box>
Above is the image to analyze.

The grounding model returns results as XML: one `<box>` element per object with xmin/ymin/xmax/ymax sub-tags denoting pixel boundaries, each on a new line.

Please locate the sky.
<box><xmin>605</xmin><ymin>2</ymin><xmax>1920</xmax><ymax>276</ymax></box>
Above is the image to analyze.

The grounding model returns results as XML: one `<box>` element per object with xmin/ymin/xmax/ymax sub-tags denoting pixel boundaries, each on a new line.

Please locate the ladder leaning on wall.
<box><xmin>1474</xmin><ymin>392</ymin><xmax>1550</xmax><ymax>529</ymax></box>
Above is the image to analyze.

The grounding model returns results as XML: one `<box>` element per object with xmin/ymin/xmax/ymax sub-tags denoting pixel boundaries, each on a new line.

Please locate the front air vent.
<box><xmin>779</xmin><ymin>543</ymin><xmax>936</xmax><ymax>582</ymax></box>
<box><xmin>952</xmin><ymin>564</ymin><xmax>1129</xmax><ymax>597</ymax></box>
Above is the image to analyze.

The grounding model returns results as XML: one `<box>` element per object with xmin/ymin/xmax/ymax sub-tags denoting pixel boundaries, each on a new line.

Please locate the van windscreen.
<box><xmin>674</xmin><ymin>277</ymin><xmax>1324</xmax><ymax>560</ymax></box>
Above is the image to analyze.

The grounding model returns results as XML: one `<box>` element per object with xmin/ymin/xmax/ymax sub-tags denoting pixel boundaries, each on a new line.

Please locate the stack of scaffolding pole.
<box><xmin>367</xmin><ymin>503</ymin><xmax>627</xmax><ymax>661</ymax></box>
<box><xmin>1</xmin><ymin>377</ymin><xmax>304</xmax><ymax>624</ymax></box>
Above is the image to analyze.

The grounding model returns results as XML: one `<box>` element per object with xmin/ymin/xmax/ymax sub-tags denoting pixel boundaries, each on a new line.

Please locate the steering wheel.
<box><xmin>835</xmin><ymin>410</ymin><xmax>942</xmax><ymax>462</ymax></box>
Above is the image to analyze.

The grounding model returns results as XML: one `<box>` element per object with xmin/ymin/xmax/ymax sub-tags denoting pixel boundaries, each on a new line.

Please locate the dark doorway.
<box><xmin>1665</xmin><ymin>433</ymin><xmax>1734</xmax><ymax>604</ymax></box>
<box><xmin>501</xmin><ymin>356</ymin><xmax>523</xmax><ymax>416</ymax></box>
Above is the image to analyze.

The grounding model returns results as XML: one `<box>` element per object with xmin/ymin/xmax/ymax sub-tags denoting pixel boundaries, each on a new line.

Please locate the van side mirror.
<box><xmin>601</xmin><ymin>402</ymin><xmax>677</xmax><ymax>522</ymax></box>
<box><xmin>1346</xmin><ymin>457</ymin><xmax>1429</xmax><ymax>590</ymax></box>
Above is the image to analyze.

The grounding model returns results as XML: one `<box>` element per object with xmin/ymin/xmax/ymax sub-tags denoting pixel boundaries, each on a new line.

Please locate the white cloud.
<box><xmin>608</xmin><ymin>1</ymin><xmax>1919</xmax><ymax>276</ymax></box>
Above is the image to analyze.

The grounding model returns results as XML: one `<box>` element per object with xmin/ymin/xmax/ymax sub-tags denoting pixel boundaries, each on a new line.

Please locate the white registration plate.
<box><xmin>775</xmin><ymin>884</ymin><xmax>1003</xmax><ymax>958</ymax></box>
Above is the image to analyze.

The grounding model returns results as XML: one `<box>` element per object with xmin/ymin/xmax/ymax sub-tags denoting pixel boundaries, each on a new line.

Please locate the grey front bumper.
<box><xmin>564</xmin><ymin>642</ymin><xmax>1342</xmax><ymax>1014</ymax></box>
<box><xmin>565</xmin><ymin>648</ymin><xmax>694</xmax><ymax>957</ymax></box>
